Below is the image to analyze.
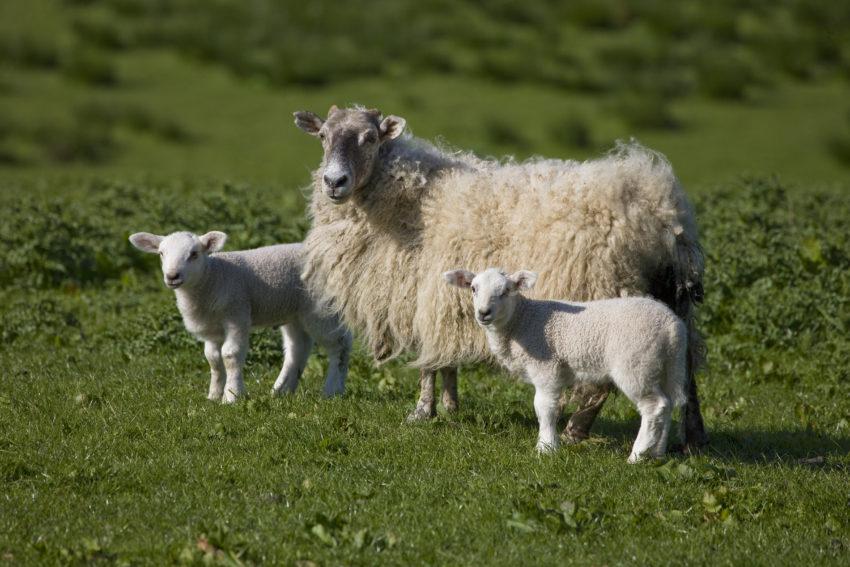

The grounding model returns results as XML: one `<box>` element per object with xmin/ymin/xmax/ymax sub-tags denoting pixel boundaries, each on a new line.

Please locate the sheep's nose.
<box><xmin>478</xmin><ymin>308</ymin><xmax>492</xmax><ymax>318</ymax></box>
<box><xmin>166</xmin><ymin>272</ymin><xmax>180</xmax><ymax>281</ymax></box>
<box><xmin>323</xmin><ymin>173</ymin><xmax>349</xmax><ymax>189</ymax></box>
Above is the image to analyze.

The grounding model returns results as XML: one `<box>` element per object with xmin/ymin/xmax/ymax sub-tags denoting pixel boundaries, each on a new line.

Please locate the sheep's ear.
<box><xmin>443</xmin><ymin>269</ymin><xmax>475</xmax><ymax>288</ymax></box>
<box><xmin>379</xmin><ymin>115</ymin><xmax>406</xmax><ymax>141</ymax></box>
<box><xmin>199</xmin><ymin>231</ymin><xmax>227</xmax><ymax>253</ymax></box>
<box><xmin>293</xmin><ymin>111</ymin><xmax>324</xmax><ymax>136</ymax></box>
<box><xmin>508</xmin><ymin>270</ymin><xmax>537</xmax><ymax>291</ymax></box>
<box><xmin>129</xmin><ymin>232</ymin><xmax>163</xmax><ymax>254</ymax></box>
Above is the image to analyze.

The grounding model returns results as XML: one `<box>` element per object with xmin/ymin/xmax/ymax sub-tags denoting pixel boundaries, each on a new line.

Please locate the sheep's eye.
<box><xmin>319</xmin><ymin>131</ymin><xmax>327</xmax><ymax>141</ymax></box>
<box><xmin>471</xmin><ymin>286</ymin><xmax>477</xmax><ymax>294</ymax></box>
<box><xmin>189</xmin><ymin>251</ymin><xmax>198</xmax><ymax>260</ymax></box>
<box><xmin>361</xmin><ymin>131</ymin><xmax>377</xmax><ymax>145</ymax></box>
<box><xmin>500</xmin><ymin>288</ymin><xmax>510</xmax><ymax>297</ymax></box>
<box><xmin>158</xmin><ymin>251</ymin><xmax>163</xmax><ymax>257</ymax></box>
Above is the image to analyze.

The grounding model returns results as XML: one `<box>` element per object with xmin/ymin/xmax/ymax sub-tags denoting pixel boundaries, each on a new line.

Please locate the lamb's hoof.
<box><xmin>536</xmin><ymin>442</ymin><xmax>559</xmax><ymax>455</ymax></box>
<box><xmin>406</xmin><ymin>405</ymin><xmax>436</xmax><ymax>423</ymax></box>
<box><xmin>207</xmin><ymin>392</ymin><xmax>223</xmax><ymax>402</ymax></box>
<box><xmin>222</xmin><ymin>389</ymin><xmax>245</xmax><ymax>404</ymax></box>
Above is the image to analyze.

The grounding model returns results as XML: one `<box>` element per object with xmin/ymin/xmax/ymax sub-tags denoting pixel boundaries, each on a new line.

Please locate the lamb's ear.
<box><xmin>508</xmin><ymin>270</ymin><xmax>537</xmax><ymax>291</ymax></box>
<box><xmin>379</xmin><ymin>115</ymin><xmax>406</xmax><ymax>141</ymax></box>
<box><xmin>129</xmin><ymin>232</ymin><xmax>163</xmax><ymax>254</ymax></box>
<box><xmin>293</xmin><ymin>111</ymin><xmax>323</xmax><ymax>136</ymax></box>
<box><xmin>199</xmin><ymin>231</ymin><xmax>227</xmax><ymax>253</ymax></box>
<box><xmin>443</xmin><ymin>269</ymin><xmax>475</xmax><ymax>288</ymax></box>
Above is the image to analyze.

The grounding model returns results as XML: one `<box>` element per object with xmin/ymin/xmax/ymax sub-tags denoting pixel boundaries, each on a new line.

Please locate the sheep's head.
<box><xmin>129</xmin><ymin>231</ymin><xmax>227</xmax><ymax>290</ymax></box>
<box><xmin>443</xmin><ymin>268</ymin><xmax>537</xmax><ymax>329</ymax></box>
<box><xmin>293</xmin><ymin>105</ymin><xmax>406</xmax><ymax>204</ymax></box>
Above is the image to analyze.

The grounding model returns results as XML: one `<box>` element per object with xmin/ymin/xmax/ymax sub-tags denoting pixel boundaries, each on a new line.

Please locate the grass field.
<box><xmin>2</xmin><ymin>1</ymin><xmax>850</xmax><ymax>565</ymax></box>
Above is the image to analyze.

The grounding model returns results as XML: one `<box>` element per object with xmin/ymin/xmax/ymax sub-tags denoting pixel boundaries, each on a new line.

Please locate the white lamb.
<box><xmin>444</xmin><ymin>268</ymin><xmax>687</xmax><ymax>462</ymax></box>
<box><xmin>129</xmin><ymin>230</ymin><xmax>352</xmax><ymax>403</ymax></box>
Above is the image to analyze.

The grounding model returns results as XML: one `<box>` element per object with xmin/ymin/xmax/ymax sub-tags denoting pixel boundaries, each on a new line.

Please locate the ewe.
<box><xmin>295</xmin><ymin>105</ymin><xmax>707</xmax><ymax>448</ymax></box>
<box><xmin>129</xmin><ymin>231</ymin><xmax>352</xmax><ymax>402</ymax></box>
<box><xmin>445</xmin><ymin>268</ymin><xmax>687</xmax><ymax>462</ymax></box>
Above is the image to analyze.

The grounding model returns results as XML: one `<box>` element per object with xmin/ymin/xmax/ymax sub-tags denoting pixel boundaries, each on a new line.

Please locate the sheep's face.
<box><xmin>443</xmin><ymin>268</ymin><xmax>537</xmax><ymax>329</ymax></box>
<box><xmin>129</xmin><ymin>231</ymin><xmax>227</xmax><ymax>290</ymax></box>
<box><xmin>294</xmin><ymin>106</ymin><xmax>406</xmax><ymax>204</ymax></box>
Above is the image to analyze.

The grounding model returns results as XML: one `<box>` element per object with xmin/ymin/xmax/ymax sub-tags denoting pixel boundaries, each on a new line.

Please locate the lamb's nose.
<box><xmin>478</xmin><ymin>308</ymin><xmax>492</xmax><ymax>318</ymax></box>
<box><xmin>323</xmin><ymin>173</ymin><xmax>349</xmax><ymax>189</ymax></box>
<box><xmin>166</xmin><ymin>272</ymin><xmax>180</xmax><ymax>281</ymax></box>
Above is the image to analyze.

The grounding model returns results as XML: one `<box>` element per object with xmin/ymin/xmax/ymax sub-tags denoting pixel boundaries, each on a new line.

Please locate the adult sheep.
<box><xmin>294</xmin><ymin>105</ymin><xmax>708</xmax><ymax>449</ymax></box>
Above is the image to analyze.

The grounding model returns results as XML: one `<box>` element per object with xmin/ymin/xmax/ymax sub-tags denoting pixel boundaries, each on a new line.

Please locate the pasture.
<box><xmin>1</xmin><ymin>1</ymin><xmax>849</xmax><ymax>565</ymax></box>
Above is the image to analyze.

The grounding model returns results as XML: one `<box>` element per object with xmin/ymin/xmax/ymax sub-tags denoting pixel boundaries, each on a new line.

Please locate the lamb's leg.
<box><xmin>628</xmin><ymin>394</ymin><xmax>671</xmax><ymax>463</ymax></box>
<box><xmin>272</xmin><ymin>324</ymin><xmax>313</xmax><ymax>396</ymax></box>
<box><xmin>562</xmin><ymin>383</ymin><xmax>611</xmax><ymax>444</ymax></box>
<box><xmin>204</xmin><ymin>340</ymin><xmax>225</xmax><ymax>401</ymax></box>
<box><xmin>221</xmin><ymin>324</ymin><xmax>249</xmax><ymax>404</ymax></box>
<box><xmin>440</xmin><ymin>366</ymin><xmax>459</xmax><ymax>413</ymax></box>
<box><xmin>534</xmin><ymin>381</ymin><xmax>562</xmax><ymax>453</ymax></box>
<box><xmin>407</xmin><ymin>369</ymin><xmax>437</xmax><ymax>422</ymax></box>
<box><xmin>320</xmin><ymin>331</ymin><xmax>352</xmax><ymax>398</ymax></box>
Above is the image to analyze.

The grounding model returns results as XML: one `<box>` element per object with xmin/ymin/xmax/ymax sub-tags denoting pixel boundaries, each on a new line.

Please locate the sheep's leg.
<box><xmin>628</xmin><ymin>394</ymin><xmax>671</xmax><ymax>463</ymax></box>
<box><xmin>221</xmin><ymin>324</ymin><xmax>249</xmax><ymax>404</ymax></box>
<box><xmin>534</xmin><ymin>381</ymin><xmax>562</xmax><ymax>453</ymax></box>
<box><xmin>440</xmin><ymin>366</ymin><xmax>459</xmax><ymax>413</ymax></box>
<box><xmin>562</xmin><ymin>383</ymin><xmax>611</xmax><ymax>444</ymax></box>
<box><xmin>204</xmin><ymin>340</ymin><xmax>226</xmax><ymax>401</ymax></box>
<box><xmin>406</xmin><ymin>369</ymin><xmax>437</xmax><ymax>422</ymax></box>
<box><xmin>682</xmin><ymin>373</ymin><xmax>708</xmax><ymax>451</ymax></box>
<box><xmin>272</xmin><ymin>324</ymin><xmax>313</xmax><ymax>396</ymax></box>
<box><xmin>320</xmin><ymin>331</ymin><xmax>352</xmax><ymax>398</ymax></box>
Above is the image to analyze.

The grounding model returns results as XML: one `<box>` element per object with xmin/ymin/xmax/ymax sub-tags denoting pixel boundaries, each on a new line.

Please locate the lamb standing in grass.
<box><xmin>444</xmin><ymin>268</ymin><xmax>687</xmax><ymax>462</ymax></box>
<box><xmin>129</xmin><ymin>231</ymin><xmax>352</xmax><ymax>403</ymax></box>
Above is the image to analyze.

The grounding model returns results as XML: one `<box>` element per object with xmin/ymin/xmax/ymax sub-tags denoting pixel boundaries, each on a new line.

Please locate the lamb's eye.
<box><xmin>158</xmin><ymin>251</ymin><xmax>163</xmax><ymax>257</ymax></box>
<box><xmin>361</xmin><ymin>131</ymin><xmax>377</xmax><ymax>145</ymax></box>
<box><xmin>319</xmin><ymin>131</ymin><xmax>327</xmax><ymax>141</ymax></box>
<box><xmin>500</xmin><ymin>288</ymin><xmax>509</xmax><ymax>297</ymax></box>
<box><xmin>471</xmin><ymin>286</ymin><xmax>477</xmax><ymax>294</ymax></box>
<box><xmin>189</xmin><ymin>251</ymin><xmax>198</xmax><ymax>260</ymax></box>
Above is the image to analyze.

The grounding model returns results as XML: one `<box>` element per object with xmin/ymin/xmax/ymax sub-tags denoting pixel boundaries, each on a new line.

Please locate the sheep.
<box><xmin>444</xmin><ymin>268</ymin><xmax>687</xmax><ymax>462</ymax></box>
<box><xmin>294</xmin><ymin>105</ymin><xmax>707</xmax><ymax>449</ymax></box>
<box><xmin>129</xmin><ymin>230</ymin><xmax>352</xmax><ymax>403</ymax></box>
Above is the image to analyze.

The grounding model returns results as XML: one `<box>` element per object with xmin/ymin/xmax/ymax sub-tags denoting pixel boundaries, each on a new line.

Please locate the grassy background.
<box><xmin>1</xmin><ymin>1</ymin><xmax>849</xmax><ymax>565</ymax></box>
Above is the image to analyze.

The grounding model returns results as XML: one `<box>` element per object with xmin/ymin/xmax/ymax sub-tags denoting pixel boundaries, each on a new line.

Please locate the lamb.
<box><xmin>444</xmin><ymin>268</ymin><xmax>687</xmax><ymax>462</ymax></box>
<box><xmin>294</xmin><ymin>105</ymin><xmax>707</xmax><ymax>449</ymax></box>
<box><xmin>129</xmin><ymin>231</ymin><xmax>352</xmax><ymax>403</ymax></box>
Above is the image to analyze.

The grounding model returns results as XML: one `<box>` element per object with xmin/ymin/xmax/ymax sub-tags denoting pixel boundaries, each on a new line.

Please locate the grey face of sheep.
<box><xmin>129</xmin><ymin>231</ymin><xmax>227</xmax><ymax>289</ymax></box>
<box><xmin>443</xmin><ymin>268</ymin><xmax>537</xmax><ymax>328</ymax></box>
<box><xmin>293</xmin><ymin>105</ymin><xmax>406</xmax><ymax>203</ymax></box>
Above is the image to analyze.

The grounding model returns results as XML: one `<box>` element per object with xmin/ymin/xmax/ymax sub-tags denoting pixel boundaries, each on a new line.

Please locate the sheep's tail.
<box><xmin>652</xmin><ymin>215</ymin><xmax>709</xmax><ymax>447</ymax></box>
<box><xmin>675</xmin><ymin>230</ymin><xmax>709</xmax><ymax>447</ymax></box>
<box><xmin>665</xmin><ymin>320</ymin><xmax>689</xmax><ymax>409</ymax></box>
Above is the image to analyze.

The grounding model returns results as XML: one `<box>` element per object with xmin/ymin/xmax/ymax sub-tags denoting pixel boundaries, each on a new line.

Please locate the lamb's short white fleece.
<box><xmin>130</xmin><ymin>231</ymin><xmax>352</xmax><ymax>403</ymax></box>
<box><xmin>445</xmin><ymin>268</ymin><xmax>687</xmax><ymax>462</ymax></box>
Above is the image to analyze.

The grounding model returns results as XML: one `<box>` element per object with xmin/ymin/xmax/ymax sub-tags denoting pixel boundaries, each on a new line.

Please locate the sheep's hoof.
<box><xmin>442</xmin><ymin>400</ymin><xmax>459</xmax><ymax>413</ymax></box>
<box><xmin>406</xmin><ymin>404</ymin><xmax>436</xmax><ymax>423</ymax></box>
<box><xmin>207</xmin><ymin>392</ymin><xmax>223</xmax><ymax>402</ymax></box>
<box><xmin>536</xmin><ymin>442</ymin><xmax>559</xmax><ymax>454</ymax></box>
<box><xmin>559</xmin><ymin>429</ymin><xmax>588</xmax><ymax>445</ymax></box>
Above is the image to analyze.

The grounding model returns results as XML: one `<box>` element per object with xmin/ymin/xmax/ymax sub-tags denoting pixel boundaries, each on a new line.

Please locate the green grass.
<box><xmin>0</xmin><ymin>180</ymin><xmax>848</xmax><ymax>565</ymax></box>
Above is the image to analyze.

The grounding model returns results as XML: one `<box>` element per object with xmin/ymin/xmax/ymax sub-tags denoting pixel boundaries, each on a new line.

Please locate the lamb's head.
<box><xmin>293</xmin><ymin>105</ymin><xmax>406</xmax><ymax>203</ymax></box>
<box><xmin>129</xmin><ymin>230</ymin><xmax>227</xmax><ymax>290</ymax></box>
<box><xmin>443</xmin><ymin>268</ymin><xmax>537</xmax><ymax>329</ymax></box>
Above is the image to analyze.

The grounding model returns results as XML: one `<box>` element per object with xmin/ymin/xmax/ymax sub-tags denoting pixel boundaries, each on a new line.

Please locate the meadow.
<box><xmin>1</xmin><ymin>1</ymin><xmax>849</xmax><ymax>565</ymax></box>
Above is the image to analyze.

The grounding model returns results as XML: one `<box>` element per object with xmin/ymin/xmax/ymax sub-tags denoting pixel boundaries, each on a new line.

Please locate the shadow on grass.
<box><xmin>590</xmin><ymin>415</ymin><xmax>850</xmax><ymax>467</ymax></box>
